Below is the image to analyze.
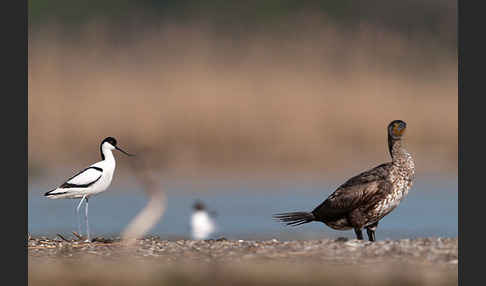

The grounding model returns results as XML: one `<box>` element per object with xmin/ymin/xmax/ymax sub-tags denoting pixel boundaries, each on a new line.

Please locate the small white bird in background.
<box><xmin>44</xmin><ymin>137</ymin><xmax>134</xmax><ymax>242</ymax></box>
<box><xmin>191</xmin><ymin>200</ymin><xmax>216</xmax><ymax>240</ymax></box>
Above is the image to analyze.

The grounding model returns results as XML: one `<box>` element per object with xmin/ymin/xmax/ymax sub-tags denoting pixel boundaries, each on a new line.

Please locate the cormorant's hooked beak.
<box><xmin>116</xmin><ymin>146</ymin><xmax>135</xmax><ymax>156</ymax></box>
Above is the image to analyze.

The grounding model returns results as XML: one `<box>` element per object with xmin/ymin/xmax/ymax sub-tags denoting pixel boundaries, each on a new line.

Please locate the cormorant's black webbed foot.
<box><xmin>354</xmin><ymin>228</ymin><xmax>364</xmax><ymax>240</ymax></box>
<box><xmin>366</xmin><ymin>222</ymin><xmax>378</xmax><ymax>242</ymax></box>
<box><xmin>366</xmin><ymin>228</ymin><xmax>375</xmax><ymax>242</ymax></box>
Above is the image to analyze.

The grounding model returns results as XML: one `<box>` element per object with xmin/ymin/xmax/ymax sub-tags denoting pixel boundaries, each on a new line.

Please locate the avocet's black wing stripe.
<box><xmin>59</xmin><ymin>166</ymin><xmax>103</xmax><ymax>189</ymax></box>
<box><xmin>44</xmin><ymin>190</ymin><xmax>67</xmax><ymax>196</ymax></box>
<box><xmin>59</xmin><ymin>175</ymin><xmax>102</xmax><ymax>188</ymax></box>
<box><xmin>64</xmin><ymin>166</ymin><xmax>103</xmax><ymax>182</ymax></box>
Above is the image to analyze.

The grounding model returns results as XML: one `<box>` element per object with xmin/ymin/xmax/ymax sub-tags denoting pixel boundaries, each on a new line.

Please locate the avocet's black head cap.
<box><xmin>193</xmin><ymin>200</ymin><xmax>205</xmax><ymax>211</ymax></box>
<box><xmin>387</xmin><ymin>120</ymin><xmax>407</xmax><ymax>140</ymax></box>
<box><xmin>102</xmin><ymin>137</ymin><xmax>117</xmax><ymax>146</ymax></box>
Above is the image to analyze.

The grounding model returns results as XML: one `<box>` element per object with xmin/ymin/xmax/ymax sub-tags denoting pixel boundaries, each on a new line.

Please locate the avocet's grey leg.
<box><xmin>85</xmin><ymin>196</ymin><xmax>90</xmax><ymax>242</ymax></box>
<box><xmin>76</xmin><ymin>195</ymin><xmax>87</xmax><ymax>236</ymax></box>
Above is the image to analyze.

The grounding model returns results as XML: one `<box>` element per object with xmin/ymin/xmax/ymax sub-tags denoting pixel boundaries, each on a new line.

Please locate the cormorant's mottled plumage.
<box><xmin>273</xmin><ymin>120</ymin><xmax>415</xmax><ymax>241</ymax></box>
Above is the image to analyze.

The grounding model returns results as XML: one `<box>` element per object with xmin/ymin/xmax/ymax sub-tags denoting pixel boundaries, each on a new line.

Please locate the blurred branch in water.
<box><xmin>121</xmin><ymin>147</ymin><xmax>166</xmax><ymax>245</ymax></box>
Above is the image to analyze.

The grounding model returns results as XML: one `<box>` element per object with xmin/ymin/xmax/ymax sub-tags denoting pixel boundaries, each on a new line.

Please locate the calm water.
<box><xmin>28</xmin><ymin>174</ymin><xmax>457</xmax><ymax>240</ymax></box>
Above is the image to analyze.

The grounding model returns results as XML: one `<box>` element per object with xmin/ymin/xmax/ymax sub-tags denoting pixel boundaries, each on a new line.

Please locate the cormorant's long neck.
<box><xmin>388</xmin><ymin>135</ymin><xmax>409</xmax><ymax>165</ymax></box>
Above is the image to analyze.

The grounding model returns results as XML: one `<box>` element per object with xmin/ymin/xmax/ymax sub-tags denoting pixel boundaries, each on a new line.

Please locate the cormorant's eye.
<box><xmin>392</xmin><ymin>123</ymin><xmax>405</xmax><ymax>136</ymax></box>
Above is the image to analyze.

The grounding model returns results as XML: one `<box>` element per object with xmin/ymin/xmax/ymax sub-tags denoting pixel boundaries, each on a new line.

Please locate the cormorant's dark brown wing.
<box><xmin>312</xmin><ymin>163</ymin><xmax>394</xmax><ymax>220</ymax></box>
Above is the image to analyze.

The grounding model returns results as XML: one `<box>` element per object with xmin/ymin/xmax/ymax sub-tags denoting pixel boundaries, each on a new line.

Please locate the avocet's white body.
<box><xmin>45</xmin><ymin>145</ymin><xmax>116</xmax><ymax>199</ymax></box>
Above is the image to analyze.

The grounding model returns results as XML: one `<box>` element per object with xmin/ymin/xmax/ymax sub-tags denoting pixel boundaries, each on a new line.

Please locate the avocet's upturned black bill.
<box><xmin>100</xmin><ymin>137</ymin><xmax>135</xmax><ymax>159</ymax></box>
<box><xmin>44</xmin><ymin>136</ymin><xmax>135</xmax><ymax>242</ymax></box>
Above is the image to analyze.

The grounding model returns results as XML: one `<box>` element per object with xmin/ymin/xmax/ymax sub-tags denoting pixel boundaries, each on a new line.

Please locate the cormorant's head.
<box><xmin>388</xmin><ymin>120</ymin><xmax>407</xmax><ymax>140</ymax></box>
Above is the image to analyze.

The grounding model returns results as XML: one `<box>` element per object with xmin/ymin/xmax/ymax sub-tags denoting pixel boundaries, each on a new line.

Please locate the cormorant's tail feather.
<box><xmin>273</xmin><ymin>212</ymin><xmax>315</xmax><ymax>226</ymax></box>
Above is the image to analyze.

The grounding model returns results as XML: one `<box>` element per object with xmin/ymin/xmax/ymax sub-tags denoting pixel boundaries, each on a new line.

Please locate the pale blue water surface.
<box><xmin>28</xmin><ymin>173</ymin><xmax>457</xmax><ymax>240</ymax></box>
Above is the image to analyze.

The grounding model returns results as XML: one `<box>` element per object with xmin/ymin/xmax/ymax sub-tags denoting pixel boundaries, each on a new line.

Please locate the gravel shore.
<box><xmin>28</xmin><ymin>235</ymin><xmax>458</xmax><ymax>264</ymax></box>
<box><xmin>28</xmin><ymin>236</ymin><xmax>458</xmax><ymax>286</ymax></box>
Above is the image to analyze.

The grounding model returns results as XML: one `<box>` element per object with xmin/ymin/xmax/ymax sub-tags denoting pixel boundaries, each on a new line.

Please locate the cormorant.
<box><xmin>273</xmin><ymin>120</ymin><xmax>415</xmax><ymax>242</ymax></box>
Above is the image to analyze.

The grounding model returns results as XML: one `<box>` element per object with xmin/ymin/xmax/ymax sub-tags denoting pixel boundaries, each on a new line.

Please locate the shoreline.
<box><xmin>29</xmin><ymin>236</ymin><xmax>457</xmax><ymax>264</ymax></box>
<box><xmin>29</xmin><ymin>236</ymin><xmax>457</xmax><ymax>286</ymax></box>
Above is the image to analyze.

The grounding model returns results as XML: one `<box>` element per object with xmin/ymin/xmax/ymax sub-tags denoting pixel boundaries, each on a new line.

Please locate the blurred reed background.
<box><xmin>28</xmin><ymin>0</ymin><xmax>457</xmax><ymax>179</ymax></box>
